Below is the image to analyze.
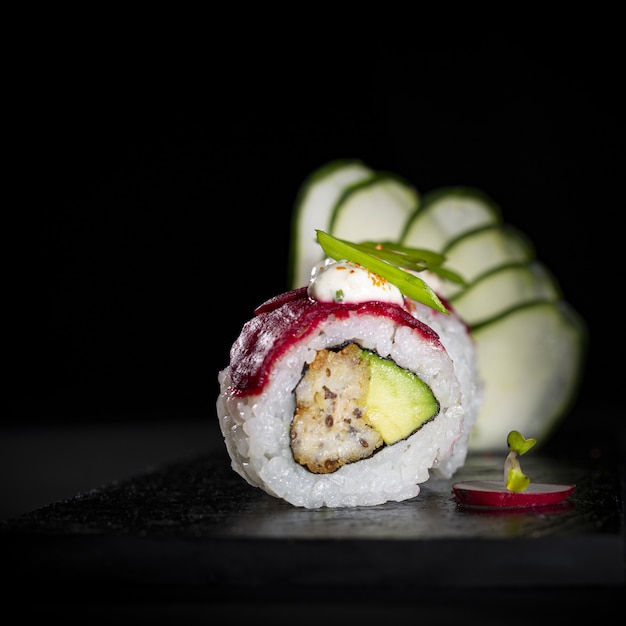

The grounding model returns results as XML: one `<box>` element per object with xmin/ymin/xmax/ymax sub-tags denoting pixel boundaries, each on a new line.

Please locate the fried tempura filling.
<box><xmin>291</xmin><ymin>343</ymin><xmax>384</xmax><ymax>474</ymax></box>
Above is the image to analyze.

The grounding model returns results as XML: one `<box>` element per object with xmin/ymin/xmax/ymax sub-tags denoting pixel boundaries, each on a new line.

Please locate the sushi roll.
<box><xmin>216</xmin><ymin>256</ymin><xmax>482</xmax><ymax>508</ymax></box>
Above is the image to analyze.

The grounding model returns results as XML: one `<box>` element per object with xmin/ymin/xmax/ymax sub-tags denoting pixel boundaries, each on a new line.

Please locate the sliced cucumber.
<box><xmin>287</xmin><ymin>159</ymin><xmax>586</xmax><ymax>455</ymax></box>
<box><xmin>450</xmin><ymin>261</ymin><xmax>562</xmax><ymax>327</ymax></box>
<box><xmin>329</xmin><ymin>172</ymin><xmax>419</xmax><ymax>244</ymax></box>
<box><xmin>469</xmin><ymin>301</ymin><xmax>587</xmax><ymax>451</ymax></box>
<box><xmin>289</xmin><ymin>159</ymin><xmax>374</xmax><ymax>288</ymax></box>
<box><xmin>439</xmin><ymin>224</ymin><xmax>535</xmax><ymax>298</ymax></box>
<box><xmin>401</xmin><ymin>187</ymin><xmax>502</xmax><ymax>253</ymax></box>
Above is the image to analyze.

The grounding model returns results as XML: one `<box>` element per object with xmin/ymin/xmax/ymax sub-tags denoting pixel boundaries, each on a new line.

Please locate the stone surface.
<box><xmin>2</xmin><ymin>446</ymin><xmax>623</xmax><ymax>594</ymax></box>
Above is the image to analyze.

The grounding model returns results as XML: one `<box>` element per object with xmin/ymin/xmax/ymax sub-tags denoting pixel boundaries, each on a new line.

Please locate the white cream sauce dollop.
<box><xmin>307</xmin><ymin>259</ymin><xmax>404</xmax><ymax>306</ymax></box>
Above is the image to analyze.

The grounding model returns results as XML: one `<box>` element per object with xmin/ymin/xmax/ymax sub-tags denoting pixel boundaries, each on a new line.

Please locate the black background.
<box><xmin>9</xmin><ymin>28</ymin><xmax>623</xmax><ymax>453</ymax></box>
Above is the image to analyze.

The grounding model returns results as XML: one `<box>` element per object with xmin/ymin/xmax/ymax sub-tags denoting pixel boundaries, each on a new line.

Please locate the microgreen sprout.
<box><xmin>504</xmin><ymin>430</ymin><xmax>537</xmax><ymax>493</ymax></box>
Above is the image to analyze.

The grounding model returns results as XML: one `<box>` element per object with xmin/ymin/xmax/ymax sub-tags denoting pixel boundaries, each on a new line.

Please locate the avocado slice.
<box><xmin>363</xmin><ymin>351</ymin><xmax>440</xmax><ymax>445</ymax></box>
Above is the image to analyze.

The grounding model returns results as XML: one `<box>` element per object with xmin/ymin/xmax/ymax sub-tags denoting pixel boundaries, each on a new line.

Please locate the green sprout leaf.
<box><xmin>507</xmin><ymin>430</ymin><xmax>537</xmax><ymax>456</ymax></box>
<box><xmin>506</xmin><ymin>464</ymin><xmax>531</xmax><ymax>493</ymax></box>
<box><xmin>316</xmin><ymin>230</ymin><xmax>454</xmax><ymax>314</ymax></box>
<box><xmin>504</xmin><ymin>430</ymin><xmax>537</xmax><ymax>492</ymax></box>
<box><xmin>358</xmin><ymin>241</ymin><xmax>466</xmax><ymax>286</ymax></box>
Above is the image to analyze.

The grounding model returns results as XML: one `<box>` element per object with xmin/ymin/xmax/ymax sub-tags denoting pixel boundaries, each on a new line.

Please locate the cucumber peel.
<box><xmin>289</xmin><ymin>159</ymin><xmax>374</xmax><ymax>288</ymax></box>
<box><xmin>329</xmin><ymin>172</ymin><xmax>419</xmax><ymax>243</ymax></box>
<box><xmin>440</xmin><ymin>224</ymin><xmax>536</xmax><ymax>298</ymax></box>
<box><xmin>469</xmin><ymin>301</ymin><xmax>587</xmax><ymax>450</ymax></box>
<box><xmin>449</xmin><ymin>261</ymin><xmax>561</xmax><ymax>326</ymax></box>
<box><xmin>401</xmin><ymin>186</ymin><xmax>502</xmax><ymax>252</ymax></box>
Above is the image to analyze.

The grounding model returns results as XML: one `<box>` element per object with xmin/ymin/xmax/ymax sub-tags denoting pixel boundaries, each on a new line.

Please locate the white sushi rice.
<box><xmin>217</xmin><ymin>305</ymin><xmax>481</xmax><ymax>508</ymax></box>
<box><xmin>405</xmin><ymin>300</ymin><xmax>483</xmax><ymax>477</ymax></box>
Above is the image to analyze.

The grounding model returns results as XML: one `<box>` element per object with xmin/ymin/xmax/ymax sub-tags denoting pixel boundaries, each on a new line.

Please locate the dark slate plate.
<box><xmin>2</xmin><ymin>444</ymin><xmax>623</xmax><ymax>597</ymax></box>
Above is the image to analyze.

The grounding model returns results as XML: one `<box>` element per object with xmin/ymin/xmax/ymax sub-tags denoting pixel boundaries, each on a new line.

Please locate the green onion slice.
<box><xmin>316</xmin><ymin>230</ymin><xmax>458</xmax><ymax>314</ymax></box>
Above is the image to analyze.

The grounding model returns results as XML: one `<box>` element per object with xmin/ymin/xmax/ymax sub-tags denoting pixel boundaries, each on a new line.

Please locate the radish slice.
<box><xmin>452</xmin><ymin>480</ymin><xmax>575</xmax><ymax>508</ymax></box>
